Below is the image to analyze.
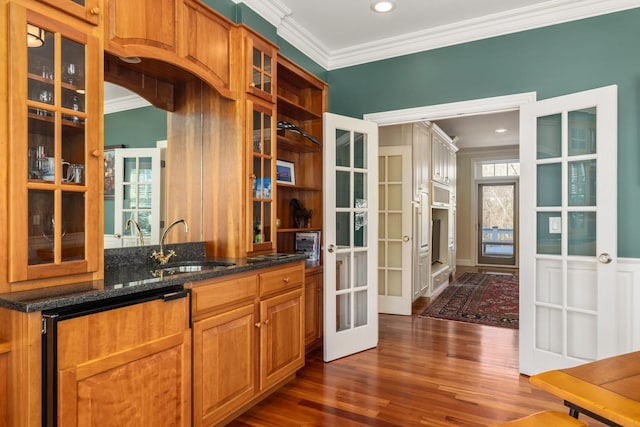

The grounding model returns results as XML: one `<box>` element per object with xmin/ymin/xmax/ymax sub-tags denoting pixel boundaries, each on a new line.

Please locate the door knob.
<box><xmin>403</xmin><ymin>235</ymin><xmax>410</xmax><ymax>242</ymax></box>
<box><xmin>328</xmin><ymin>244</ymin><xmax>335</xmax><ymax>253</ymax></box>
<box><xmin>598</xmin><ymin>253</ymin><xmax>613</xmax><ymax>264</ymax></box>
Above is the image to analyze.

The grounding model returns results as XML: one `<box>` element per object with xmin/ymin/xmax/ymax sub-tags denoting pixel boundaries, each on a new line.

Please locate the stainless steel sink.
<box><xmin>154</xmin><ymin>260</ymin><xmax>235</xmax><ymax>275</ymax></box>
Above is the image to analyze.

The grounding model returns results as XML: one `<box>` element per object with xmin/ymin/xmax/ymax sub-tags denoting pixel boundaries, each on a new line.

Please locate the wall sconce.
<box><xmin>27</xmin><ymin>24</ymin><xmax>45</xmax><ymax>48</ymax></box>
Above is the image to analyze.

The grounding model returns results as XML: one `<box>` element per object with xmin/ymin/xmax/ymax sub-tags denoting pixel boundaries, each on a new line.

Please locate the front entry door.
<box><xmin>323</xmin><ymin>112</ymin><xmax>379</xmax><ymax>362</ymax></box>
<box><xmin>477</xmin><ymin>182</ymin><xmax>517</xmax><ymax>266</ymax></box>
<box><xmin>520</xmin><ymin>85</ymin><xmax>618</xmax><ymax>374</ymax></box>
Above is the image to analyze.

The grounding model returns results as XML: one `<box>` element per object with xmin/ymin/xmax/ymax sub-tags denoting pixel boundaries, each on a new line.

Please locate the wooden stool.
<box><xmin>491</xmin><ymin>410</ymin><xmax>588</xmax><ymax>426</ymax></box>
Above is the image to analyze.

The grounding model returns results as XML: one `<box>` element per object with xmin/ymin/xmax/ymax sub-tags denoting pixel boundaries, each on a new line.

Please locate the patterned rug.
<box><xmin>419</xmin><ymin>272</ymin><xmax>519</xmax><ymax>329</ymax></box>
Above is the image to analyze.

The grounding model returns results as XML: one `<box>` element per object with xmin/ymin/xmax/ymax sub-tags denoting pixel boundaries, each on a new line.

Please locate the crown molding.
<box><xmin>238</xmin><ymin>0</ymin><xmax>291</xmax><ymax>28</ymax></box>
<box><xmin>241</xmin><ymin>0</ymin><xmax>640</xmax><ymax>70</ymax></box>
<box><xmin>104</xmin><ymin>95</ymin><xmax>151</xmax><ymax>115</ymax></box>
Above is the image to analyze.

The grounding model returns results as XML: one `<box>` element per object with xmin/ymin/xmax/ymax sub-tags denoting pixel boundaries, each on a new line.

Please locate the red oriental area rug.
<box><xmin>419</xmin><ymin>272</ymin><xmax>519</xmax><ymax>329</ymax></box>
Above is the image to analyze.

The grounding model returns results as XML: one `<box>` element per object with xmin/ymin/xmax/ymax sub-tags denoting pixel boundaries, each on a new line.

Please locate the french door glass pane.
<box><xmin>336</xmin><ymin>293</ymin><xmax>351</xmax><ymax>332</ymax></box>
<box><xmin>568</xmin><ymin>108</ymin><xmax>596</xmax><ymax>156</ymax></box>
<box><xmin>336</xmin><ymin>253</ymin><xmax>350</xmax><ymax>291</ymax></box>
<box><xmin>336</xmin><ymin>129</ymin><xmax>350</xmax><ymax>167</ymax></box>
<box><xmin>536</xmin><ymin>212</ymin><xmax>561</xmax><ymax>255</ymax></box>
<box><xmin>354</xmin><ymin>172</ymin><xmax>366</xmax><ymax>206</ymax></box>
<box><xmin>336</xmin><ymin>171</ymin><xmax>350</xmax><ymax>208</ymax></box>
<box><xmin>568</xmin><ymin>160</ymin><xmax>596</xmax><ymax>206</ymax></box>
<box><xmin>354</xmin><ymin>132</ymin><xmax>366</xmax><ymax>168</ymax></box>
<box><xmin>354</xmin><ymin>212</ymin><xmax>367</xmax><ymax>247</ymax></box>
<box><xmin>387</xmin><ymin>213</ymin><xmax>401</xmax><ymax>239</ymax></box>
<box><xmin>537</xmin><ymin>163</ymin><xmax>561</xmax><ymax>207</ymax></box>
<box><xmin>354</xmin><ymin>290</ymin><xmax>368</xmax><ymax>327</ymax></box>
<box><xmin>536</xmin><ymin>113</ymin><xmax>562</xmax><ymax>159</ymax></box>
<box><xmin>387</xmin><ymin>270</ymin><xmax>402</xmax><ymax>296</ymax></box>
<box><xmin>336</xmin><ymin>212</ymin><xmax>350</xmax><ymax>247</ymax></box>
<box><xmin>568</xmin><ymin>212</ymin><xmax>596</xmax><ymax>256</ymax></box>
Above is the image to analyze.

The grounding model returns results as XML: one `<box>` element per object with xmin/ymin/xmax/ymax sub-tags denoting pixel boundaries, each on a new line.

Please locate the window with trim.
<box><xmin>478</xmin><ymin>161</ymin><xmax>520</xmax><ymax>178</ymax></box>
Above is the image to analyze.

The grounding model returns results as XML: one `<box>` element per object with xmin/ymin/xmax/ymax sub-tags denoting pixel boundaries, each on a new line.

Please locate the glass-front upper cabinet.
<box><xmin>8</xmin><ymin>5</ymin><xmax>100</xmax><ymax>284</ymax></box>
<box><xmin>38</xmin><ymin>0</ymin><xmax>102</xmax><ymax>25</ymax></box>
<box><xmin>244</xmin><ymin>29</ymin><xmax>277</xmax><ymax>103</ymax></box>
<box><xmin>248</xmin><ymin>100</ymin><xmax>276</xmax><ymax>253</ymax></box>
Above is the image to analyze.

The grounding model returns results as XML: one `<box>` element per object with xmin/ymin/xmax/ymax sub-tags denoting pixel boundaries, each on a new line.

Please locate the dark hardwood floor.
<box><xmin>230</xmin><ymin>267</ymin><xmax>606</xmax><ymax>427</ymax></box>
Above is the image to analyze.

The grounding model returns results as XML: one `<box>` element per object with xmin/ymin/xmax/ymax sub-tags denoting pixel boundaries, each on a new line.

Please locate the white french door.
<box><xmin>520</xmin><ymin>85</ymin><xmax>618</xmax><ymax>374</ymax></box>
<box><xmin>323</xmin><ymin>112</ymin><xmax>379</xmax><ymax>362</ymax></box>
<box><xmin>113</xmin><ymin>147</ymin><xmax>162</xmax><ymax>247</ymax></box>
<box><xmin>378</xmin><ymin>145</ymin><xmax>413</xmax><ymax>315</ymax></box>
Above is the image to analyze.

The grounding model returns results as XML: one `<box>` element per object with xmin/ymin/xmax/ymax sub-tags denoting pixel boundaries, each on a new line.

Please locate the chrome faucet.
<box><xmin>151</xmin><ymin>219</ymin><xmax>189</xmax><ymax>264</ymax></box>
<box><xmin>125</xmin><ymin>218</ymin><xmax>145</xmax><ymax>246</ymax></box>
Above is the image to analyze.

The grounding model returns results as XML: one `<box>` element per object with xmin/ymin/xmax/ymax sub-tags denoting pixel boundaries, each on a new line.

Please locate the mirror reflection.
<box><xmin>104</xmin><ymin>82</ymin><xmax>168</xmax><ymax>248</ymax></box>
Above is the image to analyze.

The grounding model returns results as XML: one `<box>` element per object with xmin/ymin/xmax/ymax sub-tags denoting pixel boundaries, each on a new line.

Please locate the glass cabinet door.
<box><xmin>249</xmin><ymin>101</ymin><xmax>276</xmax><ymax>252</ymax></box>
<box><xmin>10</xmin><ymin>7</ymin><xmax>99</xmax><ymax>283</ymax></box>
<box><xmin>245</xmin><ymin>32</ymin><xmax>276</xmax><ymax>103</ymax></box>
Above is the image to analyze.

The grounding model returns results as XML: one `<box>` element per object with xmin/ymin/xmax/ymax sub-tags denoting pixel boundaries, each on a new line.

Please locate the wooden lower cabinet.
<box><xmin>192</xmin><ymin>304</ymin><xmax>257</xmax><ymax>426</ymax></box>
<box><xmin>55</xmin><ymin>296</ymin><xmax>191</xmax><ymax>426</ymax></box>
<box><xmin>259</xmin><ymin>288</ymin><xmax>304</xmax><ymax>390</ymax></box>
<box><xmin>0</xmin><ymin>342</ymin><xmax>8</xmax><ymax>424</ymax></box>
<box><xmin>190</xmin><ymin>261</ymin><xmax>305</xmax><ymax>426</ymax></box>
<box><xmin>304</xmin><ymin>270</ymin><xmax>323</xmax><ymax>350</ymax></box>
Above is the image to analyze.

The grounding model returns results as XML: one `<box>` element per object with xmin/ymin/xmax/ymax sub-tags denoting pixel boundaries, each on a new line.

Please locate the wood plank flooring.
<box><xmin>230</xmin><ymin>269</ymin><xmax>607</xmax><ymax>427</ymax></box>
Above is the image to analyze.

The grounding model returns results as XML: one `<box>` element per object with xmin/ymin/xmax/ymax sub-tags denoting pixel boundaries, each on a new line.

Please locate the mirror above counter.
<box><xmin>103</xmin><ymin>79</ymin><xmax>204</xmax><ymax>249</ymax></box>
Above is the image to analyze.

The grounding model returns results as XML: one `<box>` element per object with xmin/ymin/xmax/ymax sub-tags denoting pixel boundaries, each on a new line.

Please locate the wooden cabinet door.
<box><xmin>7</xmin><ymin>5</ymin><xmax>101</xmax><ymax>286</ymax></box>
<box><xmin>106</xmin><ymin>0</ymin><xmax>178</xmax><ymax>53</ymax></box>
<box><xmin>192</xmin><ymin>304</ymin><xmax>257</xmax><ymax>427</ymax></box>
<box><xmin>38</xmin><ymin>0</ymin><xmax>101</xmax><ymax>25</ymax></box>
<box><xmin>259</xmin><ymin>288</ymin><xmax>304</xmax><ymax>390</ymax></box>
<box><xmin>182</xmin><ymin>0</ymin><xmax>231</xmax><ymax>91</ymax></box>
<box><xmin>55</xmin><ymin>296</ymin><xmax>191</xmax><ymax>426</ymax></box>
<box><xmin>304</xmin><ymin>270</ymin><xmax>323</xmax><ymax>349</ymax></box>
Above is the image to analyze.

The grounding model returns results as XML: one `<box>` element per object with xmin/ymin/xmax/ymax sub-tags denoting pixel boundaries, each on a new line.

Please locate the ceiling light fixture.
<box><xmin>118</xmin><ymin>56</ymin><xmax>142</xmax><ymax>64</ymax></box>
<box><xmin>27</xmin><ymin>24</ymin><xmax>45</xmax><ymax>48</ymax></box>
<box><xmin>495</xmin><ymin>128</ymin><xmax>508</xmax><ymax>133</ymax></box>
<box><xmin>371</xmin><ymin>1</ymin><xmax>396</xmax><ymax>13</ymax></box>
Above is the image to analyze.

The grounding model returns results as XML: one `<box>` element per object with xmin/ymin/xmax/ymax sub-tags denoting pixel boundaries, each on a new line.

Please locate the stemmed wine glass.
<box><xmin>64</xmin><ymin>62</ymin><xmax>78</xmax><ymax>85</ymax></box>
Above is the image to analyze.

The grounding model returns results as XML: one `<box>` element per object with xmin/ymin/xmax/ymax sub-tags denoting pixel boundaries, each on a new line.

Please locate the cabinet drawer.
<box><xmin>192</xmin><ymin>275</ymin><xmax>258</xmax><ymax>315</ymax></box>
<box><xmin>259</xmin><ymin>264</ymin><xmax>304</xmax><ymax>296</ymax></box>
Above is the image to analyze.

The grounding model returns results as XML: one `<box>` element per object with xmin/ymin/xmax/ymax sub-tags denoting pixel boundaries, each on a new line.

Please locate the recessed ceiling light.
<box><xmin>495</xmin><ymin>128</ymin><xmax>508</xmax><ymax>133</ymax></box>
<box><xmin>371</xmin><ymin>1</ymin><xmax>396</xmax><ymax>13</ymax></box>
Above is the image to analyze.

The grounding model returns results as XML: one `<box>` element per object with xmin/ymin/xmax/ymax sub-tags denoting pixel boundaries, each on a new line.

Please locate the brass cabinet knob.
<box><xmin>91</xmin><ymin>150</ymin><xmax>101</xmax><ymax>157</ymax></box>
<box><xmin>90</xmin><ymin>7</ymin><xmax>101</xmax><ymax>15</ymax></box>
<box><xmin>254</xmin><ymin>322</ymin><xmax>261</xmax><ymax>328</ymax></box>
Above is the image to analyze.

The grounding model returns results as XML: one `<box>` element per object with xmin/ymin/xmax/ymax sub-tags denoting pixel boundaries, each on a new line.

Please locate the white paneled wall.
<box><xmin>615</xmin><ymin>258</ymin><xmax>640</xmax><ymax>352</ymax></box>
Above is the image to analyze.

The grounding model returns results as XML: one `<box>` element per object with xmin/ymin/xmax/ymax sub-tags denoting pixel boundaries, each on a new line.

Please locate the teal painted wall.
<box><xmin>103</xmin><ymin>4</ymin><xmax>640</xmax><ymax>257</ymax></box>
<box><xmin>328</xmin><ymin>8</ymin><xmax>640</xmax><ymax>258</ymax></box>
<box><xmin>103</xmin><ymin>106</ymin><xmax>167</xmax><ymax>234</ymax></box>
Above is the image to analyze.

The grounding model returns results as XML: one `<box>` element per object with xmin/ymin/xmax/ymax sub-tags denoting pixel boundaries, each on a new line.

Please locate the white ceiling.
<box><xmin>433</xmin><ymin>111</ymin><xmax>520</xmax><ymax>149</ymax></box>
<box><xmin>241</xmin><ymin>0</ymin><xmax>639</xmax><ymax>70</ymax></box>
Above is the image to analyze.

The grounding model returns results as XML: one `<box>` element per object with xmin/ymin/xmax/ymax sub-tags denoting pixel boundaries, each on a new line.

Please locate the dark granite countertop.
<box><xmin>0</xmin><ymin>242</ymin><xmax>308</xmax><ymax>313</ymax></box>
